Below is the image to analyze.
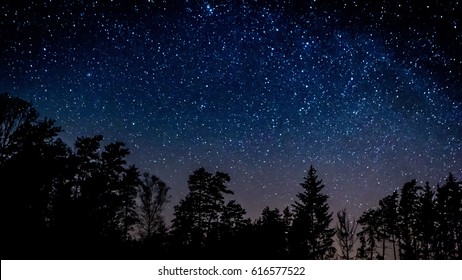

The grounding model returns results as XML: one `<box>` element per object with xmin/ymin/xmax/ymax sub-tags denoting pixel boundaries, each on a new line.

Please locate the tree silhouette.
<box><xmin>335</xmin><ymin>208</ymin><xmax>357</xmax><ymax>260</ymax></box>
<box><xmin>357</xmin><ymin>208</ymin><xmax>379</xmax><ymax>259</ymax></box>
<box><xmin>1</xmin><ymin>93</ymin><xmax>39</xmax><ymax>164</ymax></box>
<box><xmin>288</xmin><ymin>165</ymin><xmax>336</xmax><ymax>259</ymax></box>
<box><xmin>170</xmin><ymin>167</ymin><xmax>234</xmax><ymax>257</ymax></box>
<box><xmin>359</xmin><ymin>176</ymin><xmax>460</xmax><ymax>260</ymax></box>
<box><xmin>434</xmin><ymin>173</ymin><xmax>461</xmax><ymax>259</ymax></box>
<box><xmin>398</xmin><ymin>179</ymin><xmax>421</xmax><ymax>259</ymax></box>
<box><xmin>282</xmin><ymin>206</ymin><xmax>293</xmax><ymax>254</ymax></box>
<box><xmin>282</xmin><ymin>206</ymin><xmax>293</xmax><ymax>230</ymax></box>
<box><xmin>138</xmin><ymin>173</ymin><xmax>170</xmax><ymax>241</ymax></box>
<box><xmin>58</xmin><ymin>136</ymin><xmax>142</xmax><ymax>256</ymax></box>
<box><xmin>377</xmin><ymin>191</ymin><xmax>399</xmax><ymax>259</ymax></box>
<box><xmin>0</xmin><ymin>93</ymin><xmax>66</xmax><ymax>258</ymax></box>
<box><xmin>221</xmin><ymin>200</ymin><xmax>249</xmax><ymax>231</ymax></box>
<box><xmin>137</xmin><ymin>172</ymin><xmax>170</xmax><ymax>257</ymax></box>
<box><xmin>2</xmin><ymin>93</ymin><xmax>462</xmax><ymax>260</ymax></box>
<box><xmin>416</xmin><ymin>182</ymin><xmax>436</xmax><ymax>259</ymax></box>
<box><xmin>355</xmin><ymin>233</ymin><xmax>368</xmax><ymax>259</ymax></box>
<box><xmin>219</xmin><ymin>200</ymin><xmax>251</xmax><ymax>258</ymax></box>
<box><xmin>254</xmin><ymin>207</ymin><xmax>288</xmax><ymax>258</ymax></box>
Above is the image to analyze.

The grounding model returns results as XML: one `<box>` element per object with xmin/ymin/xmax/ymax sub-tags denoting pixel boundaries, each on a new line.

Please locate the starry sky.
<box><xmin>1</xmin><ymin>0</ymin><xmax>461</xmax><ymax>220</ymax></box>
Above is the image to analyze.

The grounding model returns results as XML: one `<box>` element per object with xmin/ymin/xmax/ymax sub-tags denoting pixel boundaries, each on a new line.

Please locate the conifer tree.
<box><xmin>170</xmin><ymin>167</ymin><xmax>233</xmax><ymax>255</ymax></box>
<box><xmin>378</xmin><ymin>191</ymin><xmax>399</xmax><ymax>259</ymax></box>
<box><xmin>417</xmin><ymin>182</ymin><xmax>436</xmax><ymax>259</ymax></box>
<box><xmin>434</xmin><ymin>174</ymin><xmax>461</xmax><ymax>259</ymax></box>
<box><xmin>288</xmin><ymin>165</ymin><xmax>336</xmax><ymax>259</ymax></box>
<box><xmin>357</xmin><ymin>208</ymin><xmax>379</xmax><ymax>259</ymax></box>
<box><xmin>398</xmin><ymin>180</ymin><xmax>421</xmax><ymax>259</ymax></box>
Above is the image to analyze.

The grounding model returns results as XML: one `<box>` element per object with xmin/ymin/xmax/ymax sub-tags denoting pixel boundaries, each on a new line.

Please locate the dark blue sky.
<box><xmin>1</xmin><ymin>0</ymin><xmax>461</xmax><ymax>219</ymax></box>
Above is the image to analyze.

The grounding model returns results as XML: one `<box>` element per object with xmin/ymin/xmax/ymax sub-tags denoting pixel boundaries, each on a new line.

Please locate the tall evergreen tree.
<box><xmin>357</xmin><ymin>208</ymin><xmax>380</xmax><ymax>259</ymax></box>
<box><xmin>398</xmin><ymin>179</ymin><xmax>421</xmax><ymax>259</ymax></box>
<box><xmin>68</xmin><ymin>136</ymin><xmax>141</xmax><ymax>255</ymax></box>
<box><xmin>416</xmin><ymin>182</ymin><xmax>436</xmax><ymax>259</ymax></box>
<box><xmin>282</xmin><ymin>206</ymin><xmax>293</xmax><ymax>230</ymax></box>
<box><xmin>288</xmin><ymin>165</ymin><xmax>336</xmax><ymax>259</ymax></box>
<box><xmin>378</xmin><ymin>191</ymin><xmax>399</xmax><ymax>259</ymax></box>
<box><xmin>282</xmin><ymin>206</ymin><xmax>293</xmax><ymax>253</ymax></box>
<box><xmin>434</xmin><ymin>174</ymin><xmax>461</xmax><ymax>259</ymax></box>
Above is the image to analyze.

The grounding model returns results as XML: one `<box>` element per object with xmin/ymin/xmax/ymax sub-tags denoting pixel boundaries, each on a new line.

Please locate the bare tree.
<box><xmin>336</xmin><ymin>208</ymin><xmax>357</xmax><ymax>259</ymax></box>
<box><xmin>138</xmin><ymin>172</ymin><xmax>170</xmax><ymax>240</ymax></box>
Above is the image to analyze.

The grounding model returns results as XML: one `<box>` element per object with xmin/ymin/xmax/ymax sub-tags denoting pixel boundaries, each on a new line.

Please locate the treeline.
<box><xmin>1</xmin><ymin>93</ymin><xmax>460</xmax><ymax>259</ymax></box>
<box><xmin>354</xmin><ymin>176</ymin><xmax>461</xmax><ymax>260</ymax></box>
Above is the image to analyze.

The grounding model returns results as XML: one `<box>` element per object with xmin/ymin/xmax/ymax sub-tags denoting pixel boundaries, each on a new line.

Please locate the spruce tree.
<box><xmin>288</xmin><ymin>165</ymin><xmax>336</xmax><ymax>259</ymax></box>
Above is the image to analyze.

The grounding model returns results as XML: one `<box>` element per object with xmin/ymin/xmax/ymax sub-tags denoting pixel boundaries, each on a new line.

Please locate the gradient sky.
<box><xmin>1</xmin><ymin>0</ymin><xmax>461</xmax><ymax>220</ymax></box>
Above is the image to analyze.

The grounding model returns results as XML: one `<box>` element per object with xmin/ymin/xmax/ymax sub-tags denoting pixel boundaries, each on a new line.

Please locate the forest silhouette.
<box><xmin>1</xmin><ymin>93</ymin><xmax>461</xmax><ymax>260</ymax></box>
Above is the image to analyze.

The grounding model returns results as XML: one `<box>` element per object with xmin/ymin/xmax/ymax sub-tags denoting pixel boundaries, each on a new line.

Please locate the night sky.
<box><xmin>1</xmin><ymin>0</ymin><xmax>461</xmax><ymax>220</ymax></box>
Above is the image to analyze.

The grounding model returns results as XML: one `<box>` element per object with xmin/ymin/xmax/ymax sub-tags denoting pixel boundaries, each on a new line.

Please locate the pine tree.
<box><xmin>170</xmin><ymin>167</ymin><xmax>233</xmax><ymax>256</ymax></box>
<box><xmin>69</xmin><ymin>136</ymin><xmax>141</xmax><ymax>255</ymax></box>
<box><xmin>378</xmin><ymin>191</ymin><xmax>399</xmax><ymax>259</ymax></box>
<box><xmin>221</xmin><ymin>200</ymin><xmax>249</xmax><ymax>233</ymax></box>
<box><xmin>282</xmin><ymin>206</ymin><xmax>293</xmax><ymax>230</ymax></box>
<box><xmin>219</xmin><ymin>200</ymin><xmax>250</xmax><ymax>258</ymax></box>
<box><xmin>417</xmin><ymin>182</ymin><xmax>435</xmax><ymax>259</ymax></box>
<box><xmin>288</xmin><ymin>165</ymin><xmax>336</xmax><ymax>259</ymax></box>
<box><xmin>398</xmin><ymin>179</ymin><xmax>421</xmax><ymax>259</ymax></box>
<box><xmin>357</xmin><ymin>208</ymin><xmax>379</xmax><ymax>259</ymax></box>
<box><xmin>434</xmin><ymin>174</ymin><xmax>461</xmax><ymax>259</ymax></box>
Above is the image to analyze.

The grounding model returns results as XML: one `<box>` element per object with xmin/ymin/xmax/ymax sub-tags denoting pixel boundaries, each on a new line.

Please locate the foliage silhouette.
<box><xmin>288</xmin><ymin>165</ymin><xmax>336</xmax><ymax>259</ymax></box>
<box><xmin>253</xmin><ymin>207</ymin><xmax>289</xmax><ymax>258</ymax></box>
<box><xmin>434</xmin><ymin>174</ymin><xmax>462</xmax><ymax>259</ymax></box>
<box><xmin>335</xmin><ymin>208</ymin><xmax>357</xmax><ymax>260</ymax></box>
<box><xmin>1</xmin><ymin>93</ymin><xmax>460</xmax><ymax>260</ymax></box>
<box><xmin>377</xmin><ymin>191</ymin><xmax>399</xmax><ymax>259</ymax></box>
<box><xmin>170</xmin><ymin>167</ymin><xmax>238</xmax><ymax>258</ymax></box>
<box><xmin>357</xmin><ymin>208</ymin><xmax>380</xmax><ymax>259</ymax></box>
<box><xmin>357</xmin><ymin>176</ymin><xmax>461</xmax><ymax>259</ymax></box>
<box><xmin>137</xmin><ymin>173</ymin><xmax>170</xmax><ymax>257</ymax></box>
<box><xmin>138</xmin><ymin>173</ymin><xmax>170</xmax><ymax>240</ymax></box>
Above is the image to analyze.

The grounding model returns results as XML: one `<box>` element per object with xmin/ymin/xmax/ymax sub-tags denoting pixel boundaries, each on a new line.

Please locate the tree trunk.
<box><xmin>382</xmin><ymin>237</ymin><xmax>386</xmax><ymax>259</ymax></box>
<box><xmin>392</xmin><ymin>235</ymin><xmax>397</xmax><ymax>260</ymax></box>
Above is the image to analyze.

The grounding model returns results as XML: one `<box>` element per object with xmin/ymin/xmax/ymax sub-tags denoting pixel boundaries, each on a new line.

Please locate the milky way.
<box><xmin>1</xmin><ymin>0</ymin><xmax>461</xmax><ymax>219</ymax></box>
